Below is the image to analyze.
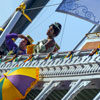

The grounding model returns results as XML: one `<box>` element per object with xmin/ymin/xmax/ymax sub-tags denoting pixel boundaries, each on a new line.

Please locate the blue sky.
<box><xmin>0</xmin><ymin>0</ymin><xmax>93</xmax><ymax>52</ymax></box>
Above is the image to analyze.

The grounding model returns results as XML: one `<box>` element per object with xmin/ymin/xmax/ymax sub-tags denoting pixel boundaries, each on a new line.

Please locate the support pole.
<box><xmin>61</xmin><ymin>80</ymin><xmax>91</xmax><ymax>100</ymax></box>
<box><xmin>35</xmin><ymin>81</ymin><xmax>60</xmax><ymax>100</ymax></box>
<box><xmin>73</xmin><ymin>25</ymin><xmax>97</xmax><ymax>50</ymax></box>
<box><xmin>0</xmin><ymin>11</ymin><xmax>22</xmax><ymax>46</ymax></box>
<box><xmin>93</xmin><ymin>92</ymin><xmax>100</xmax><ymax>100</ymax></box>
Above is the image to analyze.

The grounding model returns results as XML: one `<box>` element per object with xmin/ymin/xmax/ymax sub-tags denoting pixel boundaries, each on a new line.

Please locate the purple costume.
<box><xmin>6</xmin><ymin>33</ymin><xmax>26</xmax><ymax>55</ymax></box>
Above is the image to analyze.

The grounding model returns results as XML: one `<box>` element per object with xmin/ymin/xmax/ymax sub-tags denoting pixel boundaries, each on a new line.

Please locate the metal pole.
<box><xmin>0</xmin><ymin>11</ymin><xmax>22</xmax><ymax>46</ymax></box>
<box><xmin>73</xmin><ymin>24</ymin><xmax>97</xmax><ymax>50</ymax></box>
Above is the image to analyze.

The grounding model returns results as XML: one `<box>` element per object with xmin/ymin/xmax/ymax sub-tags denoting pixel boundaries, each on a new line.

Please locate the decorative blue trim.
<box><xmin>56</xmin><ymin>0</ymin><xmax>99</xmax><ymax>24</ymax></box>
<box><xmin>0</xmin><ymin>79</ymin><xmax>4</xmax><ymax>100</ymax></box>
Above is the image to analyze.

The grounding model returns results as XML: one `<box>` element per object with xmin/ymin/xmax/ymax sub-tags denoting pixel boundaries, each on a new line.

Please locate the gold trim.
<box><xmin>16</xmin><ymin>2</ymin><xmax>32</xmax><ymax>22</ymax></box>
<box><xmin>0</xmin><ymin>28</ymin><xmax>4</xmax><ymax>31</ymax></box>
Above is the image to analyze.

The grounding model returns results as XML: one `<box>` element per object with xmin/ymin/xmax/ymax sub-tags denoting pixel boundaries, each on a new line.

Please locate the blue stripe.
<box><xmin>0</xmin><ymin>79</ymin><xmax>4</xmax><ymax>100</ymax></box>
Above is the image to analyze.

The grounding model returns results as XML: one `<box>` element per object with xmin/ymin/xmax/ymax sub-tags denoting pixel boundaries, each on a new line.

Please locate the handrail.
<box><xmin>86</xmin><ymin>32</ymin><xmax>100</xmax><ymax>38</ymax></box>
<box><xmin>0</xmin><ymin>48</ymin><xmax>97</xmax><ymax>62</ymax></box>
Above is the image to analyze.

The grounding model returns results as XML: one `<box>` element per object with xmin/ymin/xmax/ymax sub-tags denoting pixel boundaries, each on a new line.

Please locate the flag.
<box><xmin>56</xmin><ymin>0</ymin><xmax>100</xmax><ymax>24</ymax></box>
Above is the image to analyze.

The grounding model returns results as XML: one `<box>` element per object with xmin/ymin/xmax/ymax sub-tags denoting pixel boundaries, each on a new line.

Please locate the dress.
<box><xmin>34</xmin><ymin>39</ymin><xmax>55</xmax><ymax>53</ymax></box>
